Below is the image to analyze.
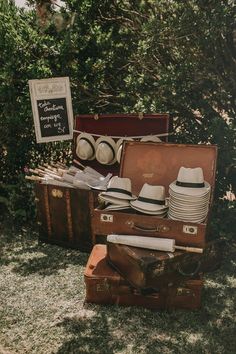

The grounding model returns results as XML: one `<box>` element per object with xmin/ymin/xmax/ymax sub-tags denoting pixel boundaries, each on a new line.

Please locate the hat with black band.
<box><xmin>76</xmin><ymin>133</ymin><xmax>96</xmax><ymax>160</ymax></box>
<box><xmin>130</xmin><ymin>184</ymin><xmax>167</xmax><ymax>212</ymax></box>
<box><xmin>95</xmin><ymin>136</ymin><xmax>117</xmax><ymax>165</ymax></box>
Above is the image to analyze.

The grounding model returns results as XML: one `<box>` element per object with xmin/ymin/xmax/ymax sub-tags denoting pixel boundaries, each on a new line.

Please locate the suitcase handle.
<box><xmin>177</xmin><ymin>260</ymin><xmax>201</xmax><ymax>277</ymax></box>
<box><xmin>128</xmin><ymin>221</ymin><xmax>170</xmax><ymax>233</ymax></box>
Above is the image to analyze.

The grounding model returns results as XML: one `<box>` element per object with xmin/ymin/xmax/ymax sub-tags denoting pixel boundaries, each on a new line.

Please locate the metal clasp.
<box><xmin>51</xmin><ymin>189</ymin><xmax>63</xmax><ymax>198</ymax></box>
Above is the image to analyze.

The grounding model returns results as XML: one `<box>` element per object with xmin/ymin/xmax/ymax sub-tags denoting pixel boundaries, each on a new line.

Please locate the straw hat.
<box><xmin>116</xmin><ymin>137</ymin><xmax>134</xmax><ymax>164</ymax></box>
<box><xmin>76</xmin><ymin>133</ymin><xmax>96</xmax><ymax>160</ymax></box>
<box><xmin>130</xmin><ymin>183</ymin><xmax>167</xmax><ymax>211</ymax></box>
<box><xmin>169</xmin><ymin>167</ymin><xmax>210</xmax><ymax>196</ymax></box>
<box><xmin>100</xmin><ymin>176</ymin><xmax>136</xmax><ymax>200</ymax></box>
<box><xmin>95</xmin><ymin>136</ymin><xmax>117</xmax><ymax>165</ymax></box>
<box><xmin>140</xmin><ymin>135</ymin><xmax>162</xmax><ymax>142</ymax></box>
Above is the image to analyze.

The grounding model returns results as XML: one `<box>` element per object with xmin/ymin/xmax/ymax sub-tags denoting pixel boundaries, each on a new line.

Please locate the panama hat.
<box><xmin>169</xmin><ymin>167</ymin><xmax>210</xmax><ymax>196</ymax></box>
<box><xmin>104</xmin><ymin>204</ymin><xmax>132</xmax><ymax>211</ymax></box>
<box><xmin>130</xmin><ymin>184</ymin><xmax>167</xmax><ymax>212</ymax></box>
<box><xmin>95</xmin><ymin>136</ymin><xmax>117</xmax><ymax>165</ymax></box>
<box><xmin>99</xmin><ymin>194</ymin><xmax>132</xmax><ymax>206</ymax></box>
<box><xmin>116</xmin><ymin>137</ymin><xmax>134</xmax><ymax>164</ymax></box>
<box><xmin>100</xmin><ymin>176</ymin><xmax>136</xmax><ymax>200</ymax></box>
<box><xmin>140</xmin><ymin>135</ymin><xmax>162</xmax><ymax>142</ymax></box>
<box><xmin>131</xmin><ymin>204</ymin><xmax>168</xmax><ymax>216</ymax></box>
<box><xmin>76</xmin><ymin>133</ymin><xmax>96</xmax><ymax>160</ymax></box>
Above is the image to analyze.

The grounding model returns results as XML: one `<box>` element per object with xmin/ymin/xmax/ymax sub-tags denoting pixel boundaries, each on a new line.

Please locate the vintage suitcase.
<box><xmin>107</xmin><ymin>240</ymin><xmax>222</xmax><ymax>291</ymax></box>
<box><xmin>73</xmin><ymin>113</ymin><xmax>171</xmax><ymax>176</ymax></box>
<box><xmin>91</xmin><ymin>142</ymin><xmax>217</xmax><ymax>248</ymax></box>
<box><xmin>35</xmin><ymin>183</ymin><xmax>97</xmax><ymax>252</ymax></box>
<box><xmin>35</xmin><ymin>114</ymin><xmax>171</xmax><ymax>251</ymax></box>
<box><xmin>84</xmin><ymin>244</ymin><xmax>203</xmax><ymax>310</ymax></box>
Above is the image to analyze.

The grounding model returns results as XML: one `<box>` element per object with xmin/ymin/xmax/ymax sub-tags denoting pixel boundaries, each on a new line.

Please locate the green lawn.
<box><xmin>0</xmin><ymin>223</ymin><xmax>235</xmax><ymax>354</ymax></box>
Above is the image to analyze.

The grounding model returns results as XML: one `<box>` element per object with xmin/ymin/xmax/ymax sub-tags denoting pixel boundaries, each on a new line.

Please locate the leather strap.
<box><xmin>65</xmin><ymin>189</ymin><xmax>73</xmax><ymax>241</ymax></box>
<box><xmin>44</xmin><ymin>185</ymin><xmax>52</xmax><ymax>237</ymax></box>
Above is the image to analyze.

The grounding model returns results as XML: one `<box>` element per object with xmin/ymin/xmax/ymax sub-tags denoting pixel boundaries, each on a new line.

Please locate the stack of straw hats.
<box><xmin>99</xmin><ymin>176</ymin><xmax>135</xmax><ymax>211</ymax></box>
<box><xmin>130</xmin><ymin>183</ymin><xmax>168</xmax><ymax>217</ymax></box>
<box><xmin>168</xmin><ymin>167</ymin><xmax>211</xmax><ymax>223</ymax></box>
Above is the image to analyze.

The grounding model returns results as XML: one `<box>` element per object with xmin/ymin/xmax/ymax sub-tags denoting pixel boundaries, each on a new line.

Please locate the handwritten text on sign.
<box><xmin>37</xmin><ymin>98</ymin><xmax>69</xmax><ymax>137</ymax></box>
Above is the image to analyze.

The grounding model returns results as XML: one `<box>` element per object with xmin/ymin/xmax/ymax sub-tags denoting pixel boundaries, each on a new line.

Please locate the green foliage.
<box><xmin>0</xmin><ymin>0</ymin><xmax>235</xmax><ymax>223</ymax></box>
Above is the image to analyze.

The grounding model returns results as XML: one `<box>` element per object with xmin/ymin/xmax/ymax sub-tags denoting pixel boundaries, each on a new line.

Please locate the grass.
<box><xmin>0</xmin><ymin>222</ymin><xmax>235</xmax><ymax>354</ymax></box>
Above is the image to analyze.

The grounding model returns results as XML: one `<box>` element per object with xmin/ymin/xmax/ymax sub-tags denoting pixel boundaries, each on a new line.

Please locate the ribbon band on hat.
<box><xmin>137</xmin><ymin>196</ymin><xmax>166</xmax><ymax>205</ymax></box>
<box><xmin>176</xmin><ymin>181</ymin><xmax>205</xmax><ymax>188</ymax></box>
<box><xmin>102</xmin><ymin>141</ymin><xmax>115</xmax><ymax>159</ymax></box>
<box><xmin>81</xmin><ymin>137</ymin><xmax>95</xmax><ymax>155</ymax></box>
<box><xmin>106</xmin><ymin>187</ymin><xmax>133</xmax><ymax>197</ymax></box>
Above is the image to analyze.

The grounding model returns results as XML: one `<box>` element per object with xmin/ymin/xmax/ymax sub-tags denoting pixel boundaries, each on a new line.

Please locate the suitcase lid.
<box><xmin>120</xmin><ymin>142</ymin><xmax>217</xmax><ymax>202</ymax></box>
<box><xmin>84</xmin><ymin>244</ymin><xmax>121</xmax><ymax>279</ymax></box>
<box><xmin>73</xmin><ymin>113</ymin><xmax>171</xmax><ymax>176</ymax></box>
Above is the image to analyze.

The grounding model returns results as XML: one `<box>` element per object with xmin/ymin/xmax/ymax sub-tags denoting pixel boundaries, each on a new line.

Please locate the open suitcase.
<box><xmin>91</xmin><ymin>141</ymin><xmax>217</xmax><ymax>248</ymax></box>
<box><xmin>35</xmin><ymin>114</ymin><xmax>171</xmax><ymax>251</ymax></box>
<box><xmin>84</xmin><ymin>245</ymin><xmax>203</xmax><ymax>310</ymax></box>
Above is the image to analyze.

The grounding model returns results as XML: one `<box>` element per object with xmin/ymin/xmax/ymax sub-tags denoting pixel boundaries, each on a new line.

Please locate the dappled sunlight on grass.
<box><xmin>0</xmin><ymin>224</ymin><xmax>235</xmax><ymax>353</ymax></box>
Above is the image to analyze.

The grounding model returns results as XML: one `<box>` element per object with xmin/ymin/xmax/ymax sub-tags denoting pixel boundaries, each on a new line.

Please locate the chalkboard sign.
<box><xmin>29</xmin><ymin>77</ymin><xmax>73</xmax><ymax>143</ymax></box>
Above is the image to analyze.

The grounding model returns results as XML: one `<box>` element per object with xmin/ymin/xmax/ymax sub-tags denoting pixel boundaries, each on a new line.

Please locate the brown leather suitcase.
<box><xmin>107</xmin><ymin>240</ymin><xmax>222</xmax><ymax>291</ymax></box>
<box><xmin>35</xmin><ymin>114</ymin><xmax>171</xmax><ymax>251</ymax></box>
<box><xmin>35</xmin><ymin>183</ymin><xmax>97</xmax><ymax>252</ymax></box>
<box><xmin>91</xmin><ymin>142</ymin><xmax>217</xmax><ymax>248</ymax></box>
<box><xmin>84</xmin><ymin>244</ymin><xmax>203</xmax><ymax>310</ymax></box>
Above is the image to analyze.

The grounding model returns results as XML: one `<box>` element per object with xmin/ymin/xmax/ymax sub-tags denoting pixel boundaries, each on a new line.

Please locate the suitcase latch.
<box><xmin>51</xmin><ymin>189</ymin><xmax>63</xmax><ymax>198</ymax></box>
<box><xmin>100</xmin><ymin>214</ymin><xmax>113</xmax><ymax>223</ymax></box>
<box><xmin>176</xmin><ymin>287</ymin><xmax>194</xmax><ymax>296</ymax></box>
<box><xmin>183</xmin><ymin>225</ymin><xmax>198</xmax><ymax>235</ymax></box>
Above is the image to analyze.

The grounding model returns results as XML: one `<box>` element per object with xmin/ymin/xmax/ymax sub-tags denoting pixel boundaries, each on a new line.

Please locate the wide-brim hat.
<box><xmin>101</xmin><ymin>176</ymin><xmax>136</xmax><ymax>200</ymax></box>
<box><xmin>99</xmin><ymin>194</ymin><xmax>131</xmax><ymax>205</ymax></box>
<box><xmin>130</xmin><ymin>183</ymin><xmax>167</xmax><ymax>211</ymax></box>
<box><xmin>95</xmin><ymin>136</ymin><xmax>117</xmax><ymax>165</ymax></box>
<box><xmin>116</xmin><ymin>137</ymin><xmax>134</xmax><ymax>164</ymax></box>
<box><xmin>131</xmin><ymin>203</ymin><xmax>168</xmax><ymax>216</ymax></box>
<box><xmin>105</xmin><ymin>204</ymin><xmax>132</xmax><ymax>211</ymax></box>
<box><xmin>169</xmin><ymin>167</ymin><xmax>211</xmax><ymax>196</ymax></box>
<box><xmin>168</xmin><ymin>214</ymin><xmax>207</xmax><ymax>223</ymax></box>
<box><xmin>76</xmin><ymin>133</ymin><xmax>96</xmax><ymax>160</ymax></box>
<box><xmin>140</xmin><ymin>135</ymin><xmax>162</xmax><ymax>142</ymax></box>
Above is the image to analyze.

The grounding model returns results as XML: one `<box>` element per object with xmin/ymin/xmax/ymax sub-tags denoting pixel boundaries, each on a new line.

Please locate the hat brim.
<box><xmin>168</xmin><ymin>214</ymin><xmax>207</xmax><ymax>223</ymax></box>
<box><xmin>169</xmin><ymin>180</ymin><xmax>211</xmax><ymax>196</ymax></box>
<box><xmin>100</xmin><ymin>191</ymin><xmax>136</xmax><ymax>201</ymax></box>
<box><xmin>105</xmin><ymin>204</ymin><xmax>132</xmax><ymax>211</ymax></box>
<box><xmin>99</xmin><ymin>194</ymin><xmax>133</xmax><ymax>204</ymax></box>
<box><xmin>130</xmin><ymin>199</ymin><xmax>168</xmax><ymax>211</ymax></box>
<box><xmin>131</xmin><ymin>204</ymin><xmax>168</xmax><ymax>215</ymax></box>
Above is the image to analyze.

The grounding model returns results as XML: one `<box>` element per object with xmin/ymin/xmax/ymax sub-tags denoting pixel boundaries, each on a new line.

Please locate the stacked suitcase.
<box><xmin>35</xmin><ymin>114</ymin><xmax>170</xmax><ymax>251</ymax></box>
<box><xmin>85</xmin><ymin>141</ymin><xmax>220</xmax><ymax>310</ymax></box>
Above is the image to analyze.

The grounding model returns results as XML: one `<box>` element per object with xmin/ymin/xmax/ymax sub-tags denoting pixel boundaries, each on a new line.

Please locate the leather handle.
<box><xmin>128</xmin><ymin>221</ymin><xmax>170</xmax><ymax>233</ymax></box>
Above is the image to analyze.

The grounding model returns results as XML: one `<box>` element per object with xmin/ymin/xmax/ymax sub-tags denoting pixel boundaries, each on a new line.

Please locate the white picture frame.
<box><xmin>28</xmin><ymin>77</ymin><xmax>74</xmax><ymax>143</ymax></box>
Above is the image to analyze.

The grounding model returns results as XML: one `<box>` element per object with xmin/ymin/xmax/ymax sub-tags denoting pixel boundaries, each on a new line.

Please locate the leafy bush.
<box><xmin>0</xmin><ymin>0</ymin><xmax>235</xmax><ymax>225</ymax></box>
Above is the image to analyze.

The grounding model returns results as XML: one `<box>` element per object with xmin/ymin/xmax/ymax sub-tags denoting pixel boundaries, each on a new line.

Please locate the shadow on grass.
<box><xmin>54</xmin><ymin>291</ymin><xmax>236</xmax><ymax>354</ymax></box>
<box><xmin>54</xmin><ymin>244</ymin><xmax>236</xmax><ymax>354</ymax></box>
<box><xmin>0</xmin><ymin>223</ymin><xmax>89</xmax><ymax>276</ymax></box>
